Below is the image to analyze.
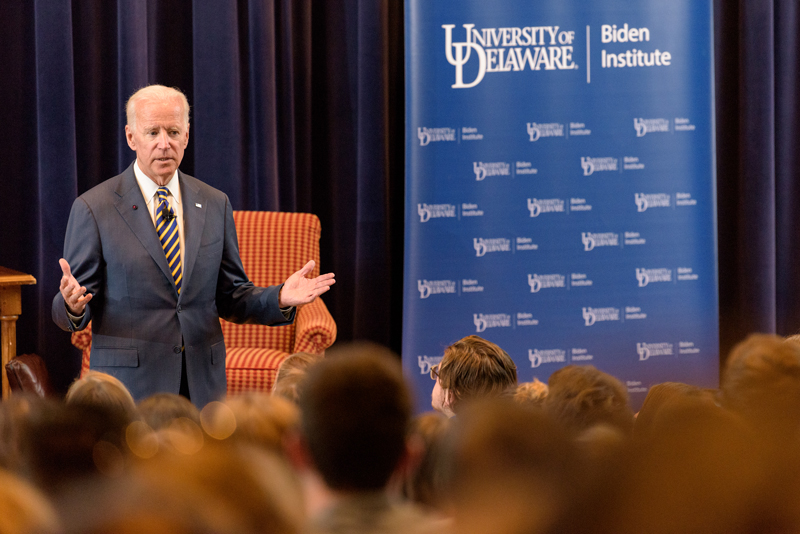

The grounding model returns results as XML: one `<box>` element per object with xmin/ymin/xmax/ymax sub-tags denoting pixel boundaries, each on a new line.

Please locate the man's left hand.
<box><xmin>279</xmin><ymin>261</ymin><xmax>336</xmax><ymax>308</ymax></box>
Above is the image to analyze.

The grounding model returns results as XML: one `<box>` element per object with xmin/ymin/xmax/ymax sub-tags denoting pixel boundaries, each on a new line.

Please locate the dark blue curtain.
<box><xmin>715</xmin><ymin>0</ymin><xmax>800</xmax><ymax>359</ymax></box>
<box><xmin>0</xmin><ymin>0</ymin><xmax>795</xmax><ymax>391</ymax></box>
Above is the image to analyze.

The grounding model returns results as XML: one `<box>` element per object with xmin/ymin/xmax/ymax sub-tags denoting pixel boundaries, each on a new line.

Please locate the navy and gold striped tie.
<box><xmin>156</xmin><ymin>186</ymin><xmax>182</xmax><ymax>294</ymax></box>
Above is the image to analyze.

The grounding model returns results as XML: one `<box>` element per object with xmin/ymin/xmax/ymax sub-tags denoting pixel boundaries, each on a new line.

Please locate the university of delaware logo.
<box><xmin>417</xmin><ymin>127</ymin><xmax>455</xmax><ymax>147</ymax></box>
<box><xmin>443</xmin><ymin>23</ymin><xmax>578</xmax><ymax>89</ymax></box>
<box><xmin>473</xmin><ymin>313</ymin><xmax>511</xmax><ymax>333</ymax></box>
<box><xmin>528</xmin><ymin>349</ymin><xmax>567</xmax><ymax>368</ymax></box>
<box><xmin>634</xmin><ymin>118</ymin><xmax>669</xmax><ymax>137</ymax></box>
<box><xmin>417</xmin><ymin>279</ymin><xmax>457</xmax><ymax>299</ymax></box>
<box><xmin>637</xmin><ymin>342</ymin><xmax>674</xmax><ymax>361</ymax></box>
<box><xmin>417</xmin><ymin>356</ymin><xmax>443</xmax><ymax>375</ymax></box>
<box><xmin>581</xmin><ymin>157</ymin><xmax>618</xmax><ymax>176</ymax></box>
<box><xmin>473</xmin><ymin>161</ymin><xmax>510</xmax><ymax>181</ymax></box>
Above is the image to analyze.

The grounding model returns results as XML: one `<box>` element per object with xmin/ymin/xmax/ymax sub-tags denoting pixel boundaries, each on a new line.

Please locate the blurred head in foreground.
<box><xmin>721</xmin><ymin>333</ymin><xmax>800</xmax><ymax>439</ymax></box>
<box><xmin>272</xmin><ymin>352</ymin><xmax>324</xmax><ymax>404</ymax></box>
<box><xmin>298</xmin><ymin>342</ymin><xmax>411</xmax><ymax>492</ymax></box>
<box><xmin>445</xmin><ymin>399</ymin><xmax>580</xmax><ymax>534</ymax></box>
<box><xmin>543</xmin><ymin>365</ymin><xmax>634</xmax><ymax>437</ymax></box>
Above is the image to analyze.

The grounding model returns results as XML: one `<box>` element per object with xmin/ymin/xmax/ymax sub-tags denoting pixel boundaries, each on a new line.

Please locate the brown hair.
<box><xmin>438</xmin><ymin>335</ymin><xmax>517</xmax><ymax>413</ymax></box>
<box><xmin>543</xmin><ymin>365</ymin><xmax>634</xmax><ymax>436</ymax></box>
<box><xmin>721</xmin><ymin>333</ymin><xmax>800</xmax><ymax>433</ymax></box>
<box><xmin>299</xmin><ymin>342</ymin><xmax>410</xmax><ymax>491</ymax></box>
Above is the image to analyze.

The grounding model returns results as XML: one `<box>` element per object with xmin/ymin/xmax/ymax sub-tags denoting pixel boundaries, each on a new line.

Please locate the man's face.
<box><xmin>432</xmin><ymin>378</ymin><xmax>454</xmax><ymax>417</ymax></box>
<box><xmin>125</xmin><ymin>97</ymin><xmax>189</xmax><ymax>185</ymax></box>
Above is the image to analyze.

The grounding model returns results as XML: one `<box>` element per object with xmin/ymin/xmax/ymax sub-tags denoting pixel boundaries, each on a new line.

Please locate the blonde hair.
<box><xmin>66</xmin><ymin>370</ymin><xmax>137</xmax><ymax>420</ymax></box>
<box><xmin>514</xmin><ymin>378</ymin><xmax>549</xmax><ymax>407</ymax></box>
<box><xmin>126</xmin><ymin>85</ymin><xmax>190</xmax><ymax>128</ymax></box>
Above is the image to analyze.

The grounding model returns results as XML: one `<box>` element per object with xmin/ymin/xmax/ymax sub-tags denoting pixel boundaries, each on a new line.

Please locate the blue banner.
<box><xmin>402</xmin><ymin>1</ymin><xmax>718</xmax><ymax>412</ymax></box>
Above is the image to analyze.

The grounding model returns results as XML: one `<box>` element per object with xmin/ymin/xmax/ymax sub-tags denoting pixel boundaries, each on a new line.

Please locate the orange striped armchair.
<box><xmin>71</xmin><ymin>211</ymin><xmax>337</xmax><ymax>395</ymax></box>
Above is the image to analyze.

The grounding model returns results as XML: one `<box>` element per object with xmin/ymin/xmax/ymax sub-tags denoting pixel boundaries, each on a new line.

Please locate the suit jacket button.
<box><xmin>177</xmin><ymin>305</ymin><xmax>182</xmax><ymax>313</ymax></box>
<box><xmin>173</xmin><ymin>346</ymin><xmax>182</xmax><ymax>354</ymax></box>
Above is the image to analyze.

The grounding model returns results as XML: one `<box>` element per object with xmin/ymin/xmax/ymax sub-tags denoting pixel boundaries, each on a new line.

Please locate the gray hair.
<box><xmin>126</xmin><ymin>85</ymin><xmax>190</xmax><ymax>128</ymax></box>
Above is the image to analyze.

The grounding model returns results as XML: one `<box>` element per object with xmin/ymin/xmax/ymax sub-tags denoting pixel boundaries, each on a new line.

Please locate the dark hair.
<box><xmin>438</xmin><ymin>335</ymin><xmax>517</xmax><ymax>413</ymax></box>
<box><xmin>299</xmin><ymin>342</ymin><xmax>410</xmax><ymax>491</ymax></box>
<box><xmin>543</xmin><ymin>365</ymin><xmax>633</xmax><ymax>435</ymax></box>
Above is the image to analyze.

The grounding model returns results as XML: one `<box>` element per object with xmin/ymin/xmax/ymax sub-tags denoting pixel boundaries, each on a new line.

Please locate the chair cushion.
<box><xmin>225</xmin><ymin>347</ymin><xmax>290</xmax><ymax>394</ymax></box>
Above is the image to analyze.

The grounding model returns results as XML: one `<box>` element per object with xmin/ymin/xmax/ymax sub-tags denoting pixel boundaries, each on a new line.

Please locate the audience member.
<box><xmin>293</xmin><ymin>342</ymin><xmax>439</xmax><ymax>534</ymax></box>
<box><xmin>634</xmin><ymin>382</ymin><xmax>717</xmax><ymax>442</ymax></box>
<box><xmin>66</xmin><ymin>370</ymin><xmax>138</xmax><ymax>423</ymax></box>
<box><xmin>431</xmin><ymin>335</ymin><xmax>517</xmax><ymax>417</ymax></box>
<box><xmin>554</xmin><ymin>397</ymin><xmax>800</xmax><ymax>534</ymax></box>
<box><xmin>59</xmin><ymin>442</ymin><xmax>304</xmax><ymax>534</ymax></box>
<box><xmin>720</xmin><ymin>333</ymin><xmax>800</xmax><ymax>440</ymax></box>
<box><xmin>0</xmin><ymin>467</ymin><xmax>61</xmax><ymax>534</ymax></box>
<box><xmin>137</xmin><ymin>393</ymin><xmax>200</xmax><ymax>431</ymax></box>
<box><xmin>543</xmin><ymin>365</ymin><xmax>634</xmax><ymax>437</ymax></box>
<box><xmin>272</xmin><ymin>352</ymin><xmax>323</xmax><ymax>403</ymax></box>
<box><xmin>445</xmin><ymin>399</ymin><xmax>581</xmax><ymax>534</ymax></box>
<box><xmin>218</xmin><ymin>393</ymin><xmax>299</xmax><ymax>452</ymax></box>
<box><xmin>403</xmin><ymin>412</ymin><xmax>452</xmax><ymax>511</ymax></box>
<box><xmin>19</xmin><ymin>401</ymin><xmax>130</xmax><ymax>496</ymax></box>
<box><xmin>0</xmin><ymin>394</ymin><xmax>40</xmax><ymax>472</ymax></box>
<box><xmin>513</xmin><ymin>378</ymin><xmax>549</xmax><ymax>407</ymax></box>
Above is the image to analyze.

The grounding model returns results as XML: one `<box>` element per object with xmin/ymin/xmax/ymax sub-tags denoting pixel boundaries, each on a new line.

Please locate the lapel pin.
<box><xmin>195</xmin><ymin>203</ymin><xmax>202</xmax><ymax>208</ymax></box>
<box><xmin>132</xmin><ymin>205</ymin><xmax>138</xmax><ymax>210</ymax></box>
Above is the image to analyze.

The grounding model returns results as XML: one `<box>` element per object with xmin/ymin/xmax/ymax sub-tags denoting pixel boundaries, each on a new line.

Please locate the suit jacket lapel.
<box><xmin>179</xmin><ymin>173</ymin><xmax>208</xmax><ymax>300</ymax></box>
<box><xmin>113</xmin><ymin>164</ymin><xmax>176</xmax><ymax>296</ymax></box>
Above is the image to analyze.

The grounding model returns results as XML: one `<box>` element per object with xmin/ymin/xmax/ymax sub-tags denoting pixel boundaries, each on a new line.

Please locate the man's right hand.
<box><xmin>59</xmin><ymin>258</ymin><xmax>92</xmax><ymax>315</ymax></box>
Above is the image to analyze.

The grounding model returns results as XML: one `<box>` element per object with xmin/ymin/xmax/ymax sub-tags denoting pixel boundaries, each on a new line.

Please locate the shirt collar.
<box><xmin>133</xmin><ymin>161</ymin><xmax>181</xmax><ymax>205</ymax></box>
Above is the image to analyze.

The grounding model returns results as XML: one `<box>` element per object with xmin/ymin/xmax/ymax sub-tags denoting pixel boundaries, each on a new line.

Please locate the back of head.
<box><xmin>221</xmin><ymin>393</ymin><xmax>299</xmax><ymax>452</ymax></box>
<box><xmin>0</xmin><ymin>468</ymin><xmax>61</xmax><ymax>534</ymax></box>
<box><xmin>446</xmin><ymin>399</ymin><xmax>579</xmax><ymax>534</ymax></box>
<box><xmin>575</xmin><ymin>398</ymin><xmax>789</xmax><ymax>534</ymax></box>
<box><xmin>61</xmin><ymin>442</ymin><xmax>303</xmax><ymax>534</ymax></box>
<box><xmin>514</xmin><ymin>378</ymin><xmax>549</xmax><ymax>407</ymax></box>
<box><xmin>137</xmin><ymin>393</ymin><xmax>200</xmax><ymax>431</ymax></box>
<box><xmin>438</xmin><ymin>335</ymin><xmax>517</xmax><ymax>413</ymax></box>
<box><xmin>272</xmin><ymin>353</ymin><xmax>323</xmax><ymax>404</ymax></box>
<box><xmin>635</xmin><ymin>382</ymin><xmax>716</xmax><ymax>442</ymax></box>
<box><xmin>543</xmin><ymin>365</ymin><xmax>633</xmax><ymax>436</ymax></box>
<box><xmin>403</xmin><ymin>412</ymin><xmax>452</xmax><ymax>508</ymax></box>
<box><xmin>299</xmin><ymin>342</ymin><xmax>411</xmax><ymax>491</ymax></box>
<box><xmin>20</xmin><ymin>401</ymin><xmax>130</xmax><ymax>495</ymax></box>
<box><xmin>721</xmin><ymin>333</ymin><xmax>800</xmax><ymax>435</ymax></box>
<box><xmin>66</xmin><ymin>371</ymin><xmax>137</xmax><ymax>423</ymax></box>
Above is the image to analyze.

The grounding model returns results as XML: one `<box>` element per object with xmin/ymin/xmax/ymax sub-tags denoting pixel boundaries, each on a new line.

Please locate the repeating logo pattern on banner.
<box><xmin>403</xmin><ymin>0</ymin><xmax>719</xmax><ymax>412</ymax></box>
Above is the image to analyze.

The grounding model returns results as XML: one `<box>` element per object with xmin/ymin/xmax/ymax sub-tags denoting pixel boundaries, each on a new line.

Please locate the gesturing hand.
<box><xmin>59</xmin><ymin>258</ymin><xmax>92</xmax><ymax>315</ymax></box>
<box><xmin>279</xmin><ymin>261</ymin><xmax>336</xmax><ymax>308</ymax></box>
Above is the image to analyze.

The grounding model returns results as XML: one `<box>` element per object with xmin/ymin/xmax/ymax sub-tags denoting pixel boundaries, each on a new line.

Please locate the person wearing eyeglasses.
<box><xmin>429</xmin><ymin>335</ymin><xmax>517</xmax><ymax>417</ymax></box>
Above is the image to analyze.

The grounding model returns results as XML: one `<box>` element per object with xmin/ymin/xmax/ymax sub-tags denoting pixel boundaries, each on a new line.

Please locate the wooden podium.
<box><xmin>0</xmin><ymin>267</ymin><xmax>37</xmax><ymax>399</ymax></box>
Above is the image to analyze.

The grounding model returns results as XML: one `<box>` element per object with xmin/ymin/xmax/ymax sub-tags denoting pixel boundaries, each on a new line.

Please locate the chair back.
<box><xmin>220</xmin><ymin>211</ymin><xmax>322</xmax><ymax>352</ymax></box>
<box><xmin>5</xmin><ymin>354</ymin><xmax>56</xmax><ymax>398</ymax></box>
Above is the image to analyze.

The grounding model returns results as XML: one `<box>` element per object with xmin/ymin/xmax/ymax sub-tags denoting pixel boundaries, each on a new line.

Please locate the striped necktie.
<box><xmin>156</xmin><ymin>186</ymin><xmax>182</xmax><ymax>295</ymax></box>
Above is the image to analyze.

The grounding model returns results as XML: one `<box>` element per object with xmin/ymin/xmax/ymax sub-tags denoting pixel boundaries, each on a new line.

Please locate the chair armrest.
<box><xmin>71</xmin><ymin>321</ymin><xmax>93</xmax><ymax>352</ymax></box>
<box><xmin>292</xmin><ymin>298</ymin><xmax>337</xmax><ymax>354</ymax></box>
<box><xmin>70</xmin><ymin>322</ymin><xmax>93</xmax><ymax>377</ymax></box>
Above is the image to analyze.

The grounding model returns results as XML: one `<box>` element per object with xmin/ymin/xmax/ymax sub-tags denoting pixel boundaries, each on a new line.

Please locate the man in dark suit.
<box><xmin>53</xmin><ymin>85</ymin><xmax>335</xmax><ymax>407</ymax></box>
